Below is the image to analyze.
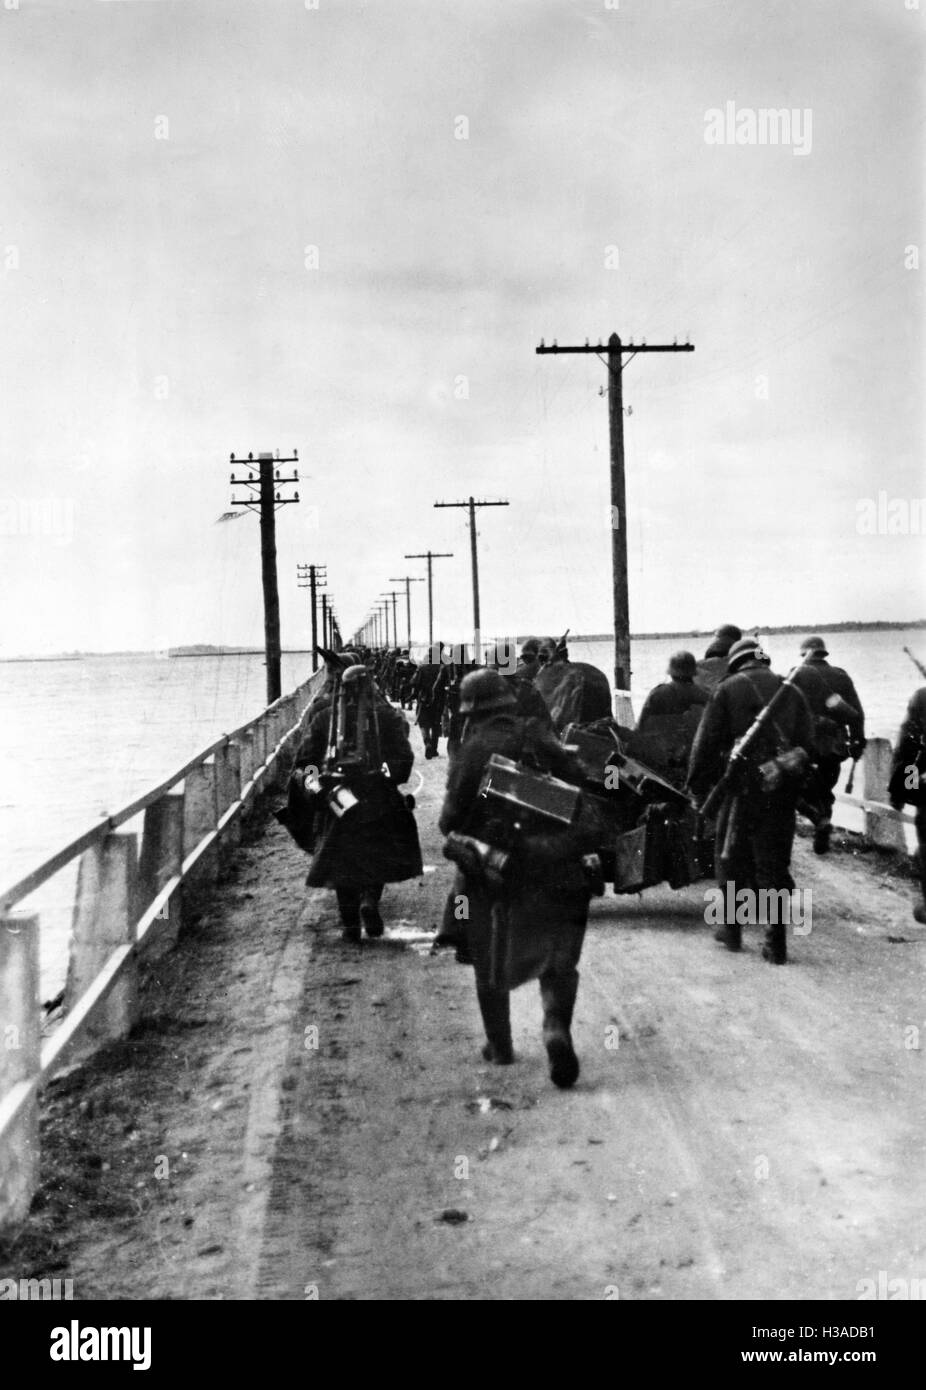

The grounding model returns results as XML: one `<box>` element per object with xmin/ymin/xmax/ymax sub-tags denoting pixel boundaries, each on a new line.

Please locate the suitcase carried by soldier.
<box><xmin>612</xmin><ymin>802</ymin><xmax>704</xmax><ymax>894</ymax></box>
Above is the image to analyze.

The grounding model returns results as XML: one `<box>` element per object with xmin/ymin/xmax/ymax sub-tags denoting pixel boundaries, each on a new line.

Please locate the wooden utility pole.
<box><xmin>389</xmin><ymin>574</ymin><xmax>424</xmax><ymax>647</ymax></box>
<box><xmin>433</xmin><ymin>496</ymin><xmax>508</xmax><ymax>639</ymax></box>
<box><xmin>296</xmin><ymin>562</ymin><xmax>326</xmax><ymax>670</ymax></box>
<box><xmin>375</xmin><ymin>603</ymin><xmax>387</xmax><ymax>647</ymax></box>
<box><xmin>380</xmin><ymin>590</ymin><xmax>400</xmax><ymax>649</ymax></box>
<box><xmin>536</xmin><ymin>335</ymin><xmax>694</xmax><ymax>691</ymax></box>
<box><xmin>320</xmin><ymin>592</ymin><xmax>330</xmax><ymax>649</ymax></box>
<box><xmin>378</xmin><ymin>599</ymin><xmax>391</xmax><ymax>648</ymax></box>
<box><xmin>405</xmin><ymin>550</ymin><xmax>453</xmax><ymax>651</ymax></box>
<box><xmin>230</xmin><ymin>449</ymin><xmax>300</xmax><ymax>704</ymax></box>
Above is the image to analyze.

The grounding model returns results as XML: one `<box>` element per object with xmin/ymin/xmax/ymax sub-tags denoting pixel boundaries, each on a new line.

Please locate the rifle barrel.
<box><xmin>699</xmin><ymin>668</ymin><xmax>802</xmax><ymax>818</ymax></box>
<box><xmin>903</xmin><ymin>646</ymin><xmax>926</xmax><ymax>682</ymax></box>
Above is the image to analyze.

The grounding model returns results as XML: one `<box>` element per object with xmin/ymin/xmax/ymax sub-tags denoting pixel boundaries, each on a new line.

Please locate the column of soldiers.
<box><xmin>280</xmin><ymin>625</ymin><xmax>925</xmax><ymax>1090</ymax></box>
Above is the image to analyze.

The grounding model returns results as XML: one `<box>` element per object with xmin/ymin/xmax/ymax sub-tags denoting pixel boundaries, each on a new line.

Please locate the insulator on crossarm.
<box><xmin>294</xmin><ymin>491</ymin><xmax>300</xmax><ymax>502</ymax></box>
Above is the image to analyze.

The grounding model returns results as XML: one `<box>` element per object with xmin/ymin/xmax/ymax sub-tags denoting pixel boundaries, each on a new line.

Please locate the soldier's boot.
<box><xmin>540</xmin><ymin>969</ymin><xmax>580</xmax><ymax>1089</ymax></box>
<box><xmin>761</xmin><ymin>922</ymin><xmax>787</xmax><ymax>965</ymax></box>
<box><xmin>713</xmin><ymin>879</ymin><xmax>742</xmax><ymax>951</ymax></box>
<box><xmin>915</xmin><ymin>859</ymin><xmax>926</xmax><ymax>924</ymax></box>
<box><xmin>812</xmin><ymin>819</ymin><xmax>832</xmax><ymax>855</ymax></box>
<box><xmin>336</xmin><ymin>889</ymin><xmax>362</xmax><ymax>945</ymax></box>
<box><xmin>359</xmin><ymin>886</ymin><xmax>385</xmax><ymax>938</ymax></box>
<box><xmin>435</xmin><ymin>884</ymin><xmax>472</xmax><ymax>962</ymax></box>
<box><xmin>476</xmin><ymin>983</ymin><xmax>514</xmax><ymax>1065</ymax></box>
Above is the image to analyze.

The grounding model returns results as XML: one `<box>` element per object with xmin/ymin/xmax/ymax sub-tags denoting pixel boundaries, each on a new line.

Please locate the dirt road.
<box><xmin>2</xmin><ymin>724</ymin><xmax>924</xmax><ymax>1300</ymax></box>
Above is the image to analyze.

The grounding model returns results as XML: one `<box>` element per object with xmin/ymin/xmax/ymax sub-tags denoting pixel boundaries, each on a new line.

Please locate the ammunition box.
<box><xmin>479</xmin><ymin>753</ymin><xmax>581</xmax><ymax>826</ymax></box>
<box><xmin>561</xmin><ymin>724</ymin><xmax>622</xmax><ymax>785</ymax></box>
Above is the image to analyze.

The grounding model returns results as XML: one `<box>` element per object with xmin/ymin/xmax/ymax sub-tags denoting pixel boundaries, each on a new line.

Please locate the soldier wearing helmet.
<box><xmin>517</xmin><ymin>637</ymin><xmax>542</xmax><ymax>681</ymax></box>
<box><xmin>695</xmin><ymin>623</ymin><xmax>743</xmax><ymax>694</ymax></box>
<box><xmin>438</xmin><ymin>668</ymin><xmax>596</xmax><ymax>1088</ymax></box>
<box><xmin>634</xmin><ymin>651</ymin><xmax>710</xmax><ymax>787</ymax></box>
<box><xmin>889</xmin><ymin>682</ymin><xmax>926</xmax><ymax>925</ymax></box>
<box><xmin>790</xmin><ymin>636</ymin><xmax>866</xmax><ymax>854</ymax></box>
<box><xmin>637</xmin><ymin>651</ymin><xmax>710</xmax><ymax>731</ymax></box>
<box><xmin>283</xmin><ymin>661</ymin><xmax>420</xmax><ymax>942</ymax></box>
<box><xmin>687</xmin><ymin>637</ymin><xmax>814</xmax><ymax>964</ymax></box>
<box><xmin>410</xmin><ymin>641</ymin><xmax>447</xmax><ymax>759</ymax></box>
<box><xmin>486</xmin><ymin>639</ymin><xmax>554</xmax><ymax>728</ymax></box>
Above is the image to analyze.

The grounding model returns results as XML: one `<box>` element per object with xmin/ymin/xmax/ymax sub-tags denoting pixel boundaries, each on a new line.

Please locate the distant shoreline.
<box><xmin>577</xmin><ymin>620</ymin><xmax>926</xmax><ymax>642</ymax></box>
<box><xmin>0</xmin><ymin>649</ymin><xmax>315</xmax><ymax>663</ymax></box>
<box><xmin>1</xmin><ymin>621</ymin><xmax>923</xmax><ymax>662</ymax></box>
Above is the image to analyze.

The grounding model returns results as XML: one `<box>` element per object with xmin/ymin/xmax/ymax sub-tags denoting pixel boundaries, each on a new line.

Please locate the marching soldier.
<box><xmin>438</xmin><ymin>669</ymin><xmax>597</xmax><ymax>1088</ymax></box>
<box><xmin>410</xmin><ymin>643</ymin><xmax>446</xmax><ymax>759</ymax></box>
<box><xmin>487</xmin><ymin>639</ymin><xmax>554</xmax><ymax>727</ymax></box>
<box><xmin>635</xmin><ymin>651</ymin><xmax>710</xmax><ymax>787</ymax></box>
<box><xmin>637</xmin><ymin>651</ymin><xmax>710</xmax><ymax>731</ymax></box>
<box><xmin>286</xmin><ymin>663</ymin><xmax>421</xmax><ymax>942</ymax></box>
<box><xmin>517</xmin><ymin>637</ymin><xmax>542</xmax><ymax>682</ymax></box>
<box><xmin>889</xmin><ymin>684</ymin><xmax>926</xmax><ymax>925</ymax></box>
<box><xmin>394</xmin><ymin>649</ymin><xmax>417</xmax><ymax>708</ymax></box>
<box><xmin>432</xmin><ymin>644</ymin><xmax>479</xmax><ymax>758</ymax></box>
<box><xmin>687</xmin><ymin>637</ymin><xmax>814</xmax><ymax>964</ymax></box>
<box><xmin>790</xmin><ymin>635</ymin><xmax>866</xmax><ymax>854</ymax></box>
<box><xmin>536</xmin><ymin>636</ymin><xmax>557</xmax><ymax>668</ymax></box>
<box><xmin>695</xmin><ymin>624</ymin><xmax>742</xmax><ymax>694</ymax></box>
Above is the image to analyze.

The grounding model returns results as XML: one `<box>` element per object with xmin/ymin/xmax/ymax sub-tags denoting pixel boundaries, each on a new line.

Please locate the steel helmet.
<box><xmin>668</xmin><ymin>650</ymin><xmax>697</xmax><ymax>679</ymax></box>
<box><xmin>458</xmin><ymin>668</ymin><xmax>517</xmax><ymax>715</ymax></box>
<box><xmin>727</xmin><ymin>637</ymin><xmax>769</xmax><ymax>672</ymax></box>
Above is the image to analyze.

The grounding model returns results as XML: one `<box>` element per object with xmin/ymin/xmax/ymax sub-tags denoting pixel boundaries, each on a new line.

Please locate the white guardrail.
<box><xmin>0</xmin><ymin>669</ymin><xmax>324</xmax><ymax>1232</ymax></box>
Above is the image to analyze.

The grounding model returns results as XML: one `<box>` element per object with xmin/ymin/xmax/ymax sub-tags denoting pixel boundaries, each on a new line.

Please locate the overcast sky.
<box><xmin>0</xmin><ymin>0</ymin><xmax>922</xmax><ymax>656</ymax></box>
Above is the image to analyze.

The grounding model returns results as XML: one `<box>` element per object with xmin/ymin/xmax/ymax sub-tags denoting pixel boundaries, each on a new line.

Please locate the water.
<box><xmin>2</xmin><ymin>633</ymin><xmax>922</xmax><ymax>1000</ymax></box>
<box><xmin>0</xmin><ymin>652</ymin><xmax>313</xmax><ymax>999</ymax></box>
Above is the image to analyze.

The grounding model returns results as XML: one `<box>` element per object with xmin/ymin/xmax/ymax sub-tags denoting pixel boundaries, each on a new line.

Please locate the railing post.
<box><xmin>269</xmin><ymin>699</ymin><xmax>295</xmax><ymax>789</ymax></box>
<box><xmin>138</xmin><ymin>791</ymin><xmax>184</xmax><ymax>954</ymax></box>
<box><xmin>252</xmin><ymin>720</ymin><xmax>268</xmax><ymax>784</ymax></box>
<box><xmin>215</xmin><ymin>743</ymin><xmax>242</xmax><ymax>859</ymax></box>
<box><xmin>64</xmin><ymin>833</ymin><xmax>139</xmax><ymax>1052</ymax></box>
<box><xmin>862</xmin><ymin>738</ymin><xmax>907</xmax><ymax>851</ymax></box>
<box><xmin>238</xmin><ymin>729</ymin><xmax>257</xmax><ymax>797</ymax></box>
<box><xmin>0</xmin><ymin>912</ymin><xmax>40</xmax><ymax>1231</ymax></box>
<box><xmin>182</xmin><ymin>760</ymin><xmax>218</xmax><ymax>882</ymax></box>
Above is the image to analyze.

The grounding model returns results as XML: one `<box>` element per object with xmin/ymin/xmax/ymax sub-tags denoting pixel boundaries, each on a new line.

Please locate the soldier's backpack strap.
<box><xmin>740</xmin><ymin>674</ymin><xmax>794</xmax><ymax>754</ymax></box>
